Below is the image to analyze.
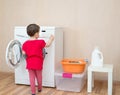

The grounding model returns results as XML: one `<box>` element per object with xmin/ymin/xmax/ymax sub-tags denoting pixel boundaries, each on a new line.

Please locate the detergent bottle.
<box><xmin>91</xmin><ymin>47</ymin><xmax>103</xmax><ymax>67</ymax></box>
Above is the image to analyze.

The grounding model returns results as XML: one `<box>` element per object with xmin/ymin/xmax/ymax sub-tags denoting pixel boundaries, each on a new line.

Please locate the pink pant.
<box><xmin>28</xmin><ymin>69</ymin><xmax>42</xmax><ymax>94</ymax></box>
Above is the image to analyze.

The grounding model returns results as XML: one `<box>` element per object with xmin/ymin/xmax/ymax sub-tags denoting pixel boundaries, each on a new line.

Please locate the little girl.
<box><xmin>22</xmin><ymin>24</ymin><xmax>54</xmax><ymax>95</ymax></box>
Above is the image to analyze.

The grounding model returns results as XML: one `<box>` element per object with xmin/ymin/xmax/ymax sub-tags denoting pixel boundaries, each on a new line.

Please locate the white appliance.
<box><xmin>6</xmin><ymin>26</ymin><xmax>63</xmax><ymax>87</ymax></box>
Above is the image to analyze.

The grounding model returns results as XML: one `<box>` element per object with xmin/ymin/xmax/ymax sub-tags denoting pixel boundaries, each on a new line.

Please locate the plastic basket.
<box><xmin>61</xmin><ymin>59</ymin><xmax>86</xmax><ymax>74</ymax></box>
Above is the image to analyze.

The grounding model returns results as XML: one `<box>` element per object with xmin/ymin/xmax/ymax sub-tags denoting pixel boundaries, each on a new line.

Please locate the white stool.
<box><xmin>87</xmin><ymin>64</ymin><xmax>113</xmax><ymax>95</ymax></box>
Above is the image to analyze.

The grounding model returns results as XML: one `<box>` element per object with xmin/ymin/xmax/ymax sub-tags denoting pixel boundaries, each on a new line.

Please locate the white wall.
<box><xmin>0</xmin><ymin>0</ymin><xmax>120</xmax><ymax>81</ymax></box>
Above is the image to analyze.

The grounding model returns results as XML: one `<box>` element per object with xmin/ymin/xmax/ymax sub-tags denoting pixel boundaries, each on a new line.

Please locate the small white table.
<box><xmin>87</xmin><ymin>64</ymin><xmax>113</xmax><ymax>95</ymax></box>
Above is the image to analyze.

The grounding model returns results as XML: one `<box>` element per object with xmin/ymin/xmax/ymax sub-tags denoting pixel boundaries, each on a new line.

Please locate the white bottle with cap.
<box><xmin>91</xmin><ymin>47</ymin><xmax>103</xmax><ymax>67</ymax></box>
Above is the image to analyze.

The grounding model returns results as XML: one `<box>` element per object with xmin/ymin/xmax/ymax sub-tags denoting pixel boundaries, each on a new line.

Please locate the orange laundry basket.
<box><xmin>61</xmin><ymin>59</ymin><xmax>86</xmax><ymax>74</ymax></box>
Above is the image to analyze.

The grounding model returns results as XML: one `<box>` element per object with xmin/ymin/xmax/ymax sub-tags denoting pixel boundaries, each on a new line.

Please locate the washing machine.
<box><xmin>6</xmin><ymin>26</ymin><xmax>63</xmax><ymax>87</ymax></box>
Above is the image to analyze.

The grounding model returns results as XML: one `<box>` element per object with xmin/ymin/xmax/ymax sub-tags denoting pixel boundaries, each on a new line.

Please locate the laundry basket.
<box><xmin>61</xmin><ymin>59</ymin><xmax>86</xmax><ymax>74</ymax></box>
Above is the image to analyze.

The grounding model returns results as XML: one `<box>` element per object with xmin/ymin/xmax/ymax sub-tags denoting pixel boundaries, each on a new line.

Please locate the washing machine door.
<box><xmin>6</xmin><ymin>40</ymin><xmax>23</xmax><ymax>69</ymax></box>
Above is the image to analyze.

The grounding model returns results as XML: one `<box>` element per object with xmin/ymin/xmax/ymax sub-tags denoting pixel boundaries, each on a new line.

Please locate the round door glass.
<box><xmin>6</xmin><ymin>40</ymin><xmax>22</xmax><ymax>68</ymax></box>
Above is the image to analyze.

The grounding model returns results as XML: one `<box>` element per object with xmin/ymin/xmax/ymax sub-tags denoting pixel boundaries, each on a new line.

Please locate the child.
<box><xmin>22</xmin><ymin>24</ymin><xmax>54</xmax><ymax>95</ymax></box>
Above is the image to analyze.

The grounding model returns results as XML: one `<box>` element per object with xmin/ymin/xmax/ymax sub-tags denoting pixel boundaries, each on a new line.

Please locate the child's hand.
<box><xmin>50</xmin><ymin>35</ymin><xmax>54</xmax><ymax>41</ymax></box>
<box><xmin>45</xmin><ymin>35</ymin><xmax>54</xmax><ymax>47</ymax></box>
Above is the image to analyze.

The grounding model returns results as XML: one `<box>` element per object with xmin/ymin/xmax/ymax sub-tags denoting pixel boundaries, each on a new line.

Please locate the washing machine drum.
<box><xmin>6</xmin><ymin>40</ymin><xmax>22</xmax><ymax>68</ymax></box>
